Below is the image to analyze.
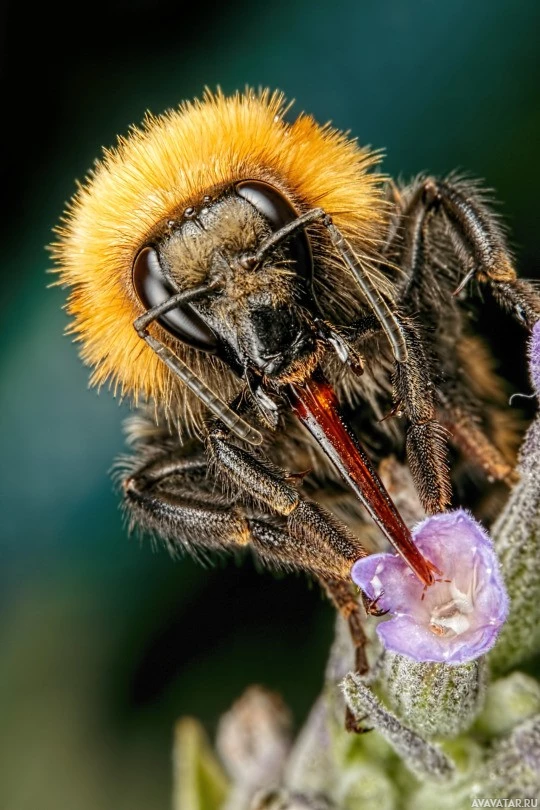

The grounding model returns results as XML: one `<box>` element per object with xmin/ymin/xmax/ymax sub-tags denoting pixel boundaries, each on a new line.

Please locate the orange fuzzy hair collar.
<box><xmin>52</xmin><ymin>89</ymin><xmax>387</xmax><ymax>433</ymax></box>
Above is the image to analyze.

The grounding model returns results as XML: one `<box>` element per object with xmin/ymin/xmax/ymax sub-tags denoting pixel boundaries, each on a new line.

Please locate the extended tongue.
<box><xmin>288</xmin><ymin>369</ymin><xmax>437</xmax><ymax>586</ymax></box>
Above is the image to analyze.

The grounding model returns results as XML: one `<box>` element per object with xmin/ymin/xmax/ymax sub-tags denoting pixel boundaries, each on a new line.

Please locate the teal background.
<box><xmin>2</xmin><ymin>1</ymin><xmax>540</xmax><ymax>807</ymax></box>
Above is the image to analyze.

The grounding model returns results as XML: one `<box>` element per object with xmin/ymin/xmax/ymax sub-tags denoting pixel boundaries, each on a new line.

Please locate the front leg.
<box><xmin>347</xmin><ymin>312</ymin><xmax>452</xmax><ymax>515</ymax></box>
<box><xmin>208</xmin><ymin>426</ymin><xmax>380</xmax><ymax>682</ymax></box>
<box><xmin>122</xmin><ymin>427</ymin><xmax>372</xmax><ymax>682</ymax></box>
<box><xmin>391</xmin><ymin>320</ymin><xmax>452</xmax><ymax>514</ymax></box>
<box><xmin>208</xmin><ymin>426</ymin><xmax>367</xmax><ymax>580</ymax></box>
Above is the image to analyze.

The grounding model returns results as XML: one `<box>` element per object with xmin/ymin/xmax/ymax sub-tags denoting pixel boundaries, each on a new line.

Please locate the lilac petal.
<box><xmin>377</xmin><ymin>616</ymin><xmax>502</xmax><ymax>664</ymax></box>
<box><xmin>413</xmin><ymin>510</ymin><xmax>509</xmax><ymax>621</ymax></box>
<box><xmin>376</xmin><ymin>616</ymin><xmax>438</xmax><ymax>660</ymax></box>
<box><xmin>529</xmin><ymin>320</ymin><xmax>540</xmax><ymax>394</ymax></box>
<box><xmin>351</xmin><ymin>553</ymin><xmax>424</xmax><ymax>615</ymax></box>
<box><xmin>412</xmin><ymin>509</ymin><xmax>492</xmax><ymax>574</ymax></box>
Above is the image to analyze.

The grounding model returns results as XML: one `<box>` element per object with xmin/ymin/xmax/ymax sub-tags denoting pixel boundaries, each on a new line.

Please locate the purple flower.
<box><xmin>351</xmin><ymin>510</ymin><xmax>508</xmax><ymax>664</ymax></box>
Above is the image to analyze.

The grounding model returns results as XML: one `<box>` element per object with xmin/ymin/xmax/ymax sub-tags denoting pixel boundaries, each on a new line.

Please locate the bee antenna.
<box><xmin>133</xmin><ymin>287</ymin><xmax>263</xmax><ymax>446</ymax></box>
<box><xmin>248</xmin><ymin>207</ymin><xmax>409</xmax><ymax>364</ymax></box>
<box><xmin>252</xmin><ymin>207</ymin><xmax>326</xmax><ymax>264</ymax></box>
<box><xmin>143</xmin><ymin>334</ymin><xmax>263</xmax><ymax>445</ymax></box>
<box><xmin>323</xmin><ymin>218</ymin><xmax>409</xmax><ymax>364</ymax></box>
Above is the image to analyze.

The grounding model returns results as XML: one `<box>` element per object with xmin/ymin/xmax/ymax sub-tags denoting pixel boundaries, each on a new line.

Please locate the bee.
<box><xmin>52</xmin><ymin>88</ymin><xmax>540</xmax><ymax>677</ymax></box>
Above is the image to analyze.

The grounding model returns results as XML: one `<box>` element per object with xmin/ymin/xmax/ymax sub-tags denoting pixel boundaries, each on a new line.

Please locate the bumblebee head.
<box><xmin>132</xmin><ymin>178</ymin><xmax>321</xmax><ymax>384</ymax></box>
<box><xmin>52</xmin><ymin>89</ymin><xmax>387</xmax><ymax>433</ymax></box>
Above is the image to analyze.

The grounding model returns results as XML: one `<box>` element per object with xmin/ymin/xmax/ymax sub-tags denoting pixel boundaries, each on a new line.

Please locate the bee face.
<box><xmin>133</xmin><ymin>179</ymin><xmax>319</xmax><ymax>383</ymax></box>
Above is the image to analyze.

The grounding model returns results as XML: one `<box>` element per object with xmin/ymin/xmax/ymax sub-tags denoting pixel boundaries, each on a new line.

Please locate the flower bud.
<box><xmin>341</xmin><ymin>673</ymin><xmax>455</xmax><ymax>782</ymax></box>
<box><xmin>381</xmin><ymin>652</ymin><xmax>486</xmax><ymax>739</ymax></box>
<box><xmin>172</xmin><ymin>718</ymin><xmax>229</xmax><ymax>810</ymax></box>
<box><xmin>284</xmin><ymin>698</ymin><xmax>337</xmax><ymax>797</ymax></box>
<box><xmin>216</xmin><ymin>686</ymin><xmax>292</xmax><ymax>810</ymax></box>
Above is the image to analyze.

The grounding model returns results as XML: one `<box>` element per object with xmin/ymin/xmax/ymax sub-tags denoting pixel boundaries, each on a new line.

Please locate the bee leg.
<box><xmin>319</xmin><ymin>577</ymin><xmax>375</xmax><ymax>733</ymax></box>
<box><xmin>391</xmin><ymin>322</ymin><xmax>453</xmax><ymax>514</ymax></box>
<box><xmin>387</xmin><ymin>181</ymin><xmax>451</xmax><ymax>314</ymax></box>
<box><xmin>337</xmin><ymin>199</ymin><xmax>452</xmax><ymax>512</ymax></box>
<box><xmin>246</xmin><ymin>520</ymin><xmax>377</xmax><ymax>692</ymax></box>
<box><xmin>385</xmin><ymin>180</ymin><xmax>522</xmax><ymax>485</ymax></box>
<box><xmin>122</xmin><ymin>456</ymin><xmax>253</xmax><ymax>558</ymax></box>
<box><xmin>121</xmin><ymin>450</ymin><xmax>337</xmax><ymax>569</ymax></box>
<box><xmin>122</xmin><ymin>443</ymin><xmax>366</xmax><ymax>580</ymax></box>
<box><xmin>320</xmin><ymin>577</ymin><xmax>369</xmax><ymax>675</ymax></box>
<box><xmin>437</xmin><ymin>390</ymin><xmax>518</xmax><ymax>485</ymax></box>
<box><xmin>389</xmin><ymin>311</ymin><xmax>515</xmax><ymax>512</ymax></box>
<box><xmin>208</xmin><ymin>428</ymin><xmax>367</xmax><ymax>580</ymax></box>
<box><xmin>430</xmin><ymin>178</ymin><xmax>540</xmax><ymax>326</ymax></box>
<box><xmin>347</xmin><ymin>311</ymin><xmax>451</xmax><ymax>514</ymax></box>
<box><xmin>393</xmin><ymin>176</ymin><xmax>540</xmax><ymax>327</ymax></box>
<box><xmin>371</xmin><ymin>176</ymin><xmax>532</xmax><ymax>508</ymax></box>
<box><xmin>250</xmin><ymin>525</ymin><xmax>378</xmax><ymax>723</ymax></box>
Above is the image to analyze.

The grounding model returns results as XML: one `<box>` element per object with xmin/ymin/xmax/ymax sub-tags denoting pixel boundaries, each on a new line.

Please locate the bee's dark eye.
<box><xmin>236</xmin><ymin>180</ymin><xmax>313</xmax><ymax>283</ymax></box>
<box><xmin>132</xmin><ymin>246</ymin><xmax>219</xmax><ymax>353</ymax></box>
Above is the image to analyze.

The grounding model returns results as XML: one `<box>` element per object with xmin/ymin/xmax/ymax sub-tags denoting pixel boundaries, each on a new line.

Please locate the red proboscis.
<box><xmin>288</xmin><ymin>370</ymin><xmax>437</xmax><ymax>586</ymax></box>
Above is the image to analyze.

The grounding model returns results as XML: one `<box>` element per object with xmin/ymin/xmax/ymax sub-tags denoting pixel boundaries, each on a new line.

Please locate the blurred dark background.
<box><xmin>1</xmin><ymin>1</ymin><xmax>540</xmax><ymax>807</ymax></box>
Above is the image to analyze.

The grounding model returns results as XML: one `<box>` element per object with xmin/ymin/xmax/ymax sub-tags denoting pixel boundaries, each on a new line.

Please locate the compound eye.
<box><xmin>236</xmin><ymin>180</ymin><xmax>313</xmax><ymax>283</ymax></box>
<box><xmin>132</xmin><ymin>246</ymin><xmax>219</xmax><ymax>353</ymax></box>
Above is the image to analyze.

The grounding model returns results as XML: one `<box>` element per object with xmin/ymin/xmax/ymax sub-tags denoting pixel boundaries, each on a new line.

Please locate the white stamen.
<box><xmin>448</xmin><ymin>581</ymin><xmax>474</xmax><ymax>614</ymax></box>
<box><xmin>430</xmin><ymin>612</ymin><xmax>471</xmax><ymax>636</ymax></box>
<box><xmin>429</xmin><ymin>564</ymin><xmax>478</xmax><ymax>638</ymax></box>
